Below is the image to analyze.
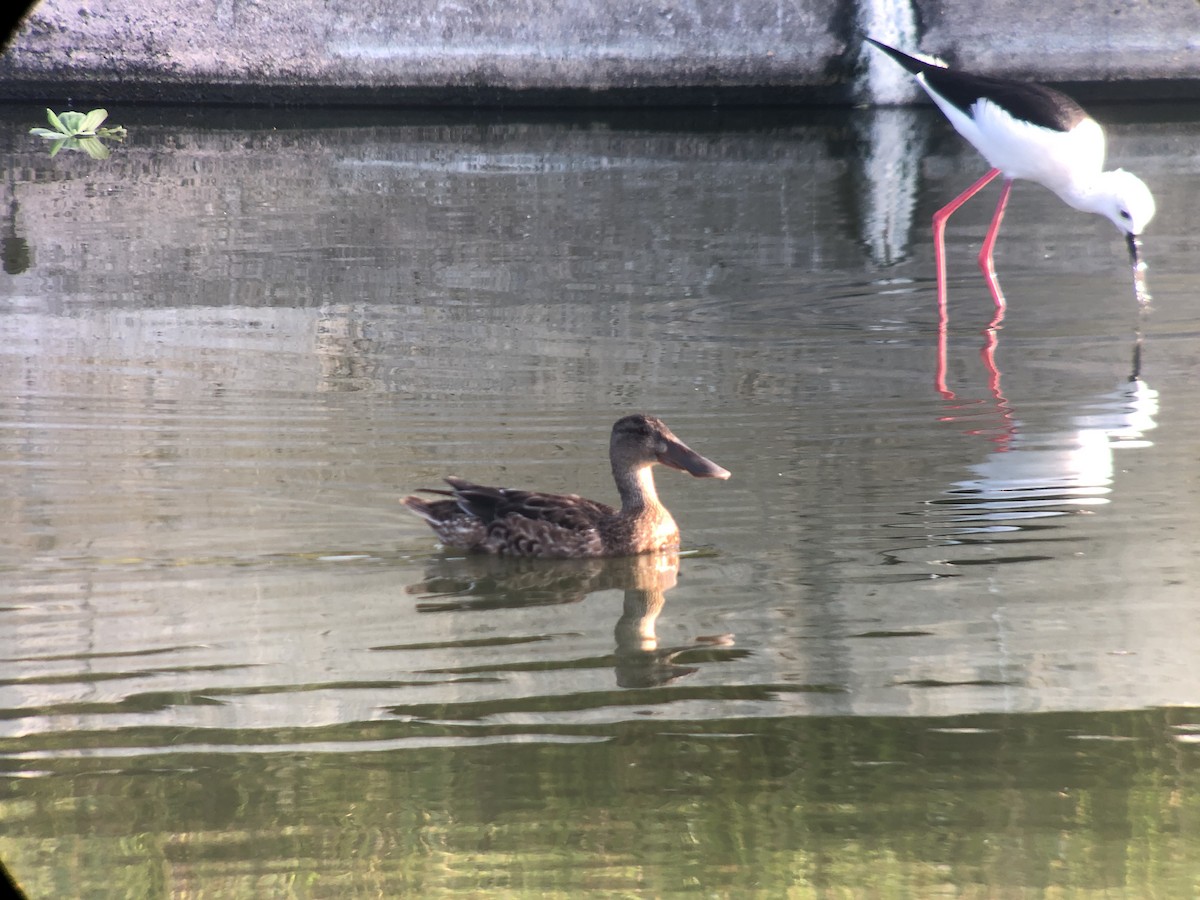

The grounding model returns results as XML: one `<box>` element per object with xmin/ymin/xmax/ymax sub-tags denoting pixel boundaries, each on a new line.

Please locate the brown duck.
<box><xmin>401</xmin><ymin>414</ymin><xmax>730</xmax><ymax>558</ymax></box>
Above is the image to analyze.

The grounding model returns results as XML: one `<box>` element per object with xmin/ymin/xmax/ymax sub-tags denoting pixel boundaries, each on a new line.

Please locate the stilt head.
<box><xmin>1085</xmin><ymin>170</ymin><xmax>1155</xmax><ymax>310</ymax></box>
<box><xmin>1094</xmin><ymin>169</ymin><xmax>1156</xmax><ymax>237</ymax></box>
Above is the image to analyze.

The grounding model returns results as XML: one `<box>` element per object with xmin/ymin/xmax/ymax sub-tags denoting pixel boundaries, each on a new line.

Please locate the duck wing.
<box><xmin>444</xmin><ymin>477</ymin><xmax>617</xmax><ymax>558</ymax></box>
<box><xmin>445</xmin><ymin>477</ymin><xmax>615</xmax><ymax>526</ymax></box>
<box><xmin>400</xmin><ymin>493</ymin><xmax>488</xmax><ymax>550</ymax></box>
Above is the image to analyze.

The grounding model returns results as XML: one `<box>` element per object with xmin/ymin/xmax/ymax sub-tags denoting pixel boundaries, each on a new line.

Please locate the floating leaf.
<box><xmin>44</xmin><ymin>107</ymin><xmax>66</xmax><ymax>134</ymax></box>
<box><xmin>32</xmin><ymin>108</ymin><xmax>125</xmax><ymax>157</ymax></box>
<box><xmin>57</xmin><ymin>110</ymin><xmax>87</xmax><ymax>134</ymax></box>
<box><xmin>79</xmin><ymin>108</ymin><xmax>109</xmax><ymax>135</ymax></box>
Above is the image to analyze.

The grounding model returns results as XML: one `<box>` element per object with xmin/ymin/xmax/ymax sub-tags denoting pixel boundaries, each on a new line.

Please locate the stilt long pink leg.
<box><xmin>978</xmin><ymin>178</ymin><xmax>1013</xmax><ymax>325</ymax></box>
<box><xmin>932</xmin><ymin>167</ymin><xmax>1002</xmax><ymax>311</ymax></box>
<box><xmin>932</xmin><ymin>168</ymin><xmax>1002</xmax><ymax>399</ymax></box>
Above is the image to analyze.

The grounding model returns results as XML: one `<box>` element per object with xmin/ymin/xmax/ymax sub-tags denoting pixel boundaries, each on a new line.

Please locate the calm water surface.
<box><xmin>2</xmin><ymin>104</ymin><xmax>1200</xmax><ymax>896</ymax></box>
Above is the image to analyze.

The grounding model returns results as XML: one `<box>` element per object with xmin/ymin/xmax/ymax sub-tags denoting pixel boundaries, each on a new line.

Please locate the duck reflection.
<box><xmin>407</xmin><ymin>554</ymin><xmax>609</xmax><ymax>613</ymax></box>
<box><xmin>608</xmin><ymin>553</ymin><xmax>738</xmax><ymax>688</ymax></box>
<box><xmin>407</xmin><ymin>552</ymin><xmax>738</xmax><ymax>688</ymax></box>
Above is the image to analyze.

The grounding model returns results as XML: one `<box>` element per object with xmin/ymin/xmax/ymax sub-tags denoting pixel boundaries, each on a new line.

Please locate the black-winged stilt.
<box><xmin>866</xmin><ymin>38</ymin><xmax>1155</xmax><ymax>317</ymax></box>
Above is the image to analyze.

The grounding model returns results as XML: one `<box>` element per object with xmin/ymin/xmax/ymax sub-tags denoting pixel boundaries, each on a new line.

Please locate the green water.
<box><xmin>6</xmin><ymin>711</ymin><xmax>1199</xmax><ymax>896</ymax></box>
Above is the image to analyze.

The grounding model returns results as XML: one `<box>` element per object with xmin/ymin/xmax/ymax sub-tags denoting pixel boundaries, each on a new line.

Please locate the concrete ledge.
<box><xmin>918</xmin><ymin>0</ymin><xmax>1200</xmax><ymax>82</ymax></box>
<box><xmin>1</xmin><ymin>0</ymin><xmax>1198</xmax><ymax>106</ymax></box>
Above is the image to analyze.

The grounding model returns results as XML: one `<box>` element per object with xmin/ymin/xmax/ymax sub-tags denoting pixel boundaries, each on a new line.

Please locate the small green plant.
<box><xmin>30</xmin><ymin>108</ymin><xmax>127</xmax><ymax>159</ymax></box>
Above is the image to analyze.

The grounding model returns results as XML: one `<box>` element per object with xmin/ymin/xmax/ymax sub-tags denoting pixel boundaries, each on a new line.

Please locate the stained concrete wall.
<box><xmin>917</xmin><ymin>0</ymin><xmax>1200</xmax><ymax>86</ymax></box>
<box><xmin>0</xmin><ymin>0</ymin><xmax>1197</xmax><ymax>106</ymax></box>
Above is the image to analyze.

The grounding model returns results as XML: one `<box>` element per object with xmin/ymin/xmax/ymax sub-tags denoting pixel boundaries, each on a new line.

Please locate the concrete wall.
<box><xmin>0</xmin><ymin>0</ymin><xmax>1197</xmax><ymax>106</ymax></box>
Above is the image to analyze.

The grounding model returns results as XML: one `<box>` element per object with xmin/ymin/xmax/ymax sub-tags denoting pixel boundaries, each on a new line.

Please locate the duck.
<box><xmin>401</xmin><ymin>414</ymin><xmax>731</xmax><ymax>558</ymax></box>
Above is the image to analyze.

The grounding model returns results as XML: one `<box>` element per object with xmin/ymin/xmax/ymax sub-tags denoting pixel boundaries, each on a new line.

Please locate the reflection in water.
<box><xmin>1</xmin><ymin>177</ymin><xmax>29</xmax><ymax>275</ymax></box>
<box><xmin>855</xmin><ymin>108</ymin><xmax>926</xmax><ymax>266</ymax></box>
<box><xmin>408</xmin><ymin>553</ymin><xmax>611</xmax><ymax>611</ymax></box>
<box><xmin>937</xmin><ymin>301</ymin><xmax>1152</xmax><ymax>438</ymax></box>
<box><xmin>938</xmin><ymin>300</ymin><xmax>1152</xmax><ymax>405</ymax></box>
<box><xmin>937</xmin><ymin>378</ymin><xmax>1158</xmax><ymax>534</ymax></box>
<box><xmin>610</xmin><ymin>554</ymin><xmax>738</xmax><ymax>688</ymax></box>
<box><xmin>936</xmin><ymin>318</ymin><xmax>1006</xmax><ymax>403</ymax></box>
<box><xmin>409</xmin><ymin>552</ymin><xmax>738</xmax><ymax>688</ymax></box>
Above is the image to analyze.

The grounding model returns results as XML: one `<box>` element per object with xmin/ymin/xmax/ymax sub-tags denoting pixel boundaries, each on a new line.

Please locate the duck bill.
<box><xmin>657</xmin><ymin>439</ymin><xmax>731</xmax><ymax>480</ymax></box>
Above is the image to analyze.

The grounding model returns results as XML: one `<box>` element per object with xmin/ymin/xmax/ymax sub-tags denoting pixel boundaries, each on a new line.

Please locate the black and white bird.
<box><xmin>866</xmin><ymin>38</ymin><xmax>1155</xmax><ymax>312</ymax></box>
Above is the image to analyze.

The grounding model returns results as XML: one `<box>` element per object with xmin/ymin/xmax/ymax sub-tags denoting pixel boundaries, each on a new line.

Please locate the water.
<box><xmin>2</xmin><ymin>103</ymin><xmax>1200</xmax><ymax>896</ymax></box>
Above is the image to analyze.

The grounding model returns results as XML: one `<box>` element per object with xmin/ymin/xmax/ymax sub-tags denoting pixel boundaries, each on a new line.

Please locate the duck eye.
<box><xmin>1119</xmin><ymin>210</ymin><xmax>1132</xmax><ymax>221</ymax></box>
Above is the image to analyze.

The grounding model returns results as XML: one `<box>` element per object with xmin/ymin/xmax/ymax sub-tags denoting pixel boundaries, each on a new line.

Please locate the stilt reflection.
<box><xmin>935</xmin><ymin>375</ymin><xmax>1158</xmax><ymax>534</ymax></box>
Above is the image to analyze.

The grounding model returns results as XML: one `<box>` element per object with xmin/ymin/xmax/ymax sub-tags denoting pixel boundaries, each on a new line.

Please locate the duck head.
<box><xmin>611</xmin><ymin>414</ymin><xmax>731</xmax><ymax>480</ymax></box>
